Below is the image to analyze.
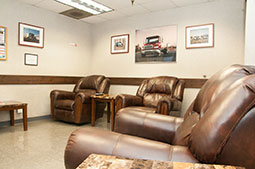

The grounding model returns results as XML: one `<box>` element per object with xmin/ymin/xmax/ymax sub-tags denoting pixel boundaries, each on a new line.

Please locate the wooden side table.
<box><xmin>77</xmin><ymin>154</ymin><xmax>244</xmax><ymax>169</ymax></box>
<box><xmin>0</xmin><ymin>101</ymin><xmax>28</xmax><ymax>131</ymax></box>
<box><xmin>91</xmin><ymin>94</ymin><xmax>115</xmax><ymax>130</ymax></box>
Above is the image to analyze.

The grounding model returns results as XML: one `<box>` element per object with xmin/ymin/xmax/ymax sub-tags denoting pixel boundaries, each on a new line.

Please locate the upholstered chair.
<box><xmin>115</xmin><ymin>76</ymin><xmax>185</xmax><ymax>117</ymax></box>
<box><xmin>50</xmin><ymin>75</ymin><xmax>110</xmax><ymax>124</ymax></box>
<box><xmin>64</xmin><ymin>65</ymin><xmax>255</xmax><ymax>169</ymax></box>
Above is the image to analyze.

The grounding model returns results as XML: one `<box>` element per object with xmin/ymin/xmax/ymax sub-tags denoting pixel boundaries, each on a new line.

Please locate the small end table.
<box><xmin>0</xmin><ymin>101</ymin><xmax>28</xmax><ymax>131</ymax></box>
<box><xmin>91</xmin><ymin>94</ymin><xmax>115</xmax><ymax>130</ymax></box>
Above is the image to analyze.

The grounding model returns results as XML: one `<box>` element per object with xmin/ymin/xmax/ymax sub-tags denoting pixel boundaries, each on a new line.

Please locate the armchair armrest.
<box><xmin>50</xmin><ymin>90</ymin><xmax>75</xmax><ymax>100</ymax></box>
<box><xmin>157</xmin><ymin>98</ymin><xmax>183</xmax><ymax>115</ymax></box>
<box><xmin>114</xmin><ymin>109</ymin><xmax>184</xmax><ymax>144</ymax></box>
<box><xmin>50</xmin><ymin>90</ymin><xmax>75</xmax><ymax>119</ymax></box>
<box><xmin>75</xmin><ymin>92</ymin><xmax>91</xmax><ymax>104</ymax></box>
<box><xmin>115</xmin><ymin>94</ymin><xmax>143</xmax><ymax>113</ymax></box>
<box><xmin>157</xmin><ymin>97</ymin><xmax>173</xmax><ymax>115</ymax></box>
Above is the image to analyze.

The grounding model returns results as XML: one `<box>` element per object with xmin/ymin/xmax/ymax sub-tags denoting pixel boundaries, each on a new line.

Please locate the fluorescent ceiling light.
<box><xmin>55</xmin><ymin>0</ymin><xmax>113</xmax><ymax>15</ymax></box>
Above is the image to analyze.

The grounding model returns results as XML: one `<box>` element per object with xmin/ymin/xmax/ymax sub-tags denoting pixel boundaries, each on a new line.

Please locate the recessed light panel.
<box><xmin>55</xmin><ymin>0</ymin><xmax>113</xmax><ymax>15</ymax></box>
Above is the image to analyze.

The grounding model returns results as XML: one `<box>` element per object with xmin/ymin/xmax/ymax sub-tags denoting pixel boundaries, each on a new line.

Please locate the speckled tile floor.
<box><xmin>0</xmin><ymin>114</ymin><xmax>110</xmax><ymax>169</ymax></box>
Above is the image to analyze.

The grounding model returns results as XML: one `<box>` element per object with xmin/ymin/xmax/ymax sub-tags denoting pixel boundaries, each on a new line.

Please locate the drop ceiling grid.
<box><xmin>18</xmin><ymin>0</ymin><xmax>215</xmax><ymax>24</ymax></box>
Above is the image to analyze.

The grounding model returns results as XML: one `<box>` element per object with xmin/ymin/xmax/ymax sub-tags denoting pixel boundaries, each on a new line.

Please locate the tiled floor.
<box><xmin>0</xmin><ymin>114</ymin><xmax>110</xmax><ymax>169</ymax></box>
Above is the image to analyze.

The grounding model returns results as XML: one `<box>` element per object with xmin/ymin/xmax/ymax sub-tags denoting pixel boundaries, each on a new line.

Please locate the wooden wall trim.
<box><xmin>0</xmin><ymin>75</ymin><xmax>82</xmax><ymax>84</ymax></box>
<box><xmin>0</xmin><ymin>75</ymin><xmax>207</xmax><ymax>88</ymax></box>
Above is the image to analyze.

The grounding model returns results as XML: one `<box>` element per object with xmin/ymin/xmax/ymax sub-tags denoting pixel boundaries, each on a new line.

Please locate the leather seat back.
<box><xmin>73</xmin><ymin>75</ymin><xmax>108</xmax><ymax>93</ymax></box>
<box><xmin>136</xmin><ymin>76</ymin><xmax>179</xmax><ymax>108</ymax></box>
<box><xmin>173</xmin><ymin>65</ymin><xmax>255</xmax><ymax>146</ymax></box>
<box><xmin>189</xmin><ymin>74</ymin><xmax>255</xmax><ymax>167</ymax></box>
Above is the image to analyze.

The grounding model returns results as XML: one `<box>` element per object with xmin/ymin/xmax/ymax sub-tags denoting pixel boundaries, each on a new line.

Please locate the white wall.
<box><xmin>245</xmin><ymin>0</ymin><xmax>255</xmax><ymax>64</ymax></box>
<box><xmin>0</xmin><ymin>0</ymin><xmax>92</xmax><ymax>122</ymax></box>
<box><xmin>91</xmin><ymin>0</ymin><xmax>245</xmax><ymax>115</ymax></box>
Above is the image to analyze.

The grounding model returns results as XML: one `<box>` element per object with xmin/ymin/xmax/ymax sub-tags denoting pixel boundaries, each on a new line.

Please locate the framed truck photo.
<box><xmin>135</xmin><ymin>25</ymin><xmax>177</xmax><ymax>63</ymax></box>
<box><xmin>111</xmin><ymin>34</ymin><xmax>129</xmax><ymax>54</ymax></box>
<box><xmin>185</xmin><ymin>23</ymin><xmax>214</xmax><ymax>49</ymax></box>
<box><xmin>19</xmin><ymin>22</ymin><xmax>44</xmax><ymax>48</ymax></box>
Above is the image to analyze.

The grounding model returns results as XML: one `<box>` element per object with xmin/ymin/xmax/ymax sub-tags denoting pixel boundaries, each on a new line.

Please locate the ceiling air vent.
<box><xmin>60</xmin><ymin>8</ymin><xmax>92</xmax><ymax>19</ymax></box>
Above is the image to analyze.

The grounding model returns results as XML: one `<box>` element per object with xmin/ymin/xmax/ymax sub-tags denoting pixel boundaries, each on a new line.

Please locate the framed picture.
<box><xmin>185</xmin><ymin>23</ymin><xmax>214</xmax><ymax>49</ymax></box>
<box><xmin>111</xmin><ymin>34</ymin><xmax>129</xmax><ymax>54</ymax></box>
<box><xmin>0</xmin><ymin>26</ymin><xmax>7</xmax><ymax>61</ymax></box>
<box><xmin>135</xmin><ymin>25</ymin><xmax>177</xmax><ymax>63</ymax></box>
<box><xmin>24</xmin><ymin>53</ymin><xmax>38</xmax><ymax>66</ymax></box>
<box><xmin>19</xmin><ymin>22</ymin><xmax>44</xmax><ymax>48</ymax></box>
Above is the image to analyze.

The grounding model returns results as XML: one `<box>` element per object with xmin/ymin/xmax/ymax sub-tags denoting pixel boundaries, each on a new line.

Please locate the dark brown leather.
<box><xmin>115</xmin><ymin>107</ymin><xmax>183</xmax><ymax>144</ymax></box>
<box><xmin>189</xmin><ymin>74</ymin><xmax>255</xmax><ymax>164</ymax></box>
<box><xmin>174</xmin><ymin>64</ymin><xmax>255</xmax><ymax>146</ymax></box>
<box><xmin>116</xmin><ymin>76</ymin><xmax>185</xmax><ymax>117</ymax></box>
<box><xmin>65</xmin><ymin>64</ymin><xmax>255</xmax><ymax>169</ymax></box>
<box><xmin>50</xmin><ymin>75</ymin><xmax>110</xmax><ymax>124</ymax></box>
<box><xmin>65</xmin><ymin>128</ymin><xmax>198</xmax><ymax>169</ymax></box>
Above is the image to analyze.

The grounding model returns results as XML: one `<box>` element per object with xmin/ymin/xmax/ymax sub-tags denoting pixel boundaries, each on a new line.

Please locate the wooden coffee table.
<box><xmin>0</xmin><ymin>101</ymin><xmax>28</xmax><ymax>131</ymax></box>
<box><xmin>91</xmin><ymin>94</ymin><xmax>115</xmax><ymax>130</ymax></box>
<box><xmin>77</xmin><ymin>154</ymin><xmax>245</xmax><ymax>169</ymax></box>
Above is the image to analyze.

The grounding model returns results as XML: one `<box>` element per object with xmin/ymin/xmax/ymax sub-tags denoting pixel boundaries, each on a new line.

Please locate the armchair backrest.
<box><xmin>73</xmin><ymin>75</ymin><xmax>110</xmax><ymax>94</ymax></box>
<box><xmin>136</xmin><ymin>76</ymin><xmax>183</xmax><ymax>108</ymax></box>
<box><xmin>189</xmin><ymin>74</ymin><xmax>255</xmax><ymax>168</ymax></box>
<box><xmin>173</xmin><ymin>64</ymin><xmax>255</xmax><ymax>168</ymax></box>
<box><xmin>173</xmin><ymin>65</ymin><xmax>255</xmax><ymax>146</ymax></box>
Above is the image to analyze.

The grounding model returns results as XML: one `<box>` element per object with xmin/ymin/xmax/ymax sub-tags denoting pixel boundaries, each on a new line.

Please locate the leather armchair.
<box><xmin>50</xmin><ymin>75</ymin><xmax>110</xmax><ymax>124</ymax></box>
<box><xmin>64</xmin><ymin>65</ymin><xmax>255</xmax><ymax>169</ymax></box>
<box><xmin>115</xmin><ymin>76</ymin><xmax>185</xmax><ymax>117</ymax></box>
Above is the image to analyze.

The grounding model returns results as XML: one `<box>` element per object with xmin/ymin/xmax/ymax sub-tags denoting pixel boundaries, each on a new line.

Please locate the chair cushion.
<box><xmin>55</xmin><ymin>99</ymin><xmax>75</xmax><ymax>111</ymax></box>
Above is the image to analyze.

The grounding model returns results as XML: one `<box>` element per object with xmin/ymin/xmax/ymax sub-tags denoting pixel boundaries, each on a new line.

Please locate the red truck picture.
<box><xmin>141</xmin><ymin>35</ymin><xmax>167</xmax><ymax>57</ymax></box>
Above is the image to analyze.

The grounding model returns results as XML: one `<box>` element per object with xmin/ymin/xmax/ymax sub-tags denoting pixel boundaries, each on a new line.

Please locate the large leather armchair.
<box><xmin>64</xmin><ymin>65</ymin><xmax>255</xmax><ymax>169</ymax></box>
<box><xmin>115</xmin><ymin>76</ymin><xmax>185</xmax><ymax>117</ymax></box>
<box><xmin>50</xmin><ymin>75</ymin><xmax>110</xmax><ymax>124</ymax></box>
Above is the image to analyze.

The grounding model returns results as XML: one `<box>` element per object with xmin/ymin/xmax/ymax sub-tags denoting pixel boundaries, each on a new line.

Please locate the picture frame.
<box><xmin>135</xmin><ymin>25</ymin><xmax>177</xmax><ymax>63</ymax></box>
<box><xmin>0</xmin><ymin>26</ymin><xmax>7</xmax><ymax>61</ymax></box>
<box><xmin>111</xmin><ymin>34</ymin><xmax>129</xmax><ymax>54</ymax></box>
<box><xmin>19</xmin><ymin>22</ymin><xmax>44</xmax><ymax>48</ymax></box>
<box><xmin>24</xmin><ymin>53</ymin><xmax>38</xmax><ymax>66</ymax></box>
<box><xmin>185</xmin><ymin>23</ymin><xmax>214</xmax><ymax>49</ymax></box>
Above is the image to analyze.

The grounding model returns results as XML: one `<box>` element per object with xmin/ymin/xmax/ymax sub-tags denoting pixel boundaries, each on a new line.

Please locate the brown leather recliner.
<box><xmin>64</xmin><ymin>65</ymin><xmax>255</xmax><ymax>169</ymax></box>
<box><xmin>50</xmin><ymin>75</ymin><xmax>110</xmax><ymax>124</ymax></box>
<box><xmin>115</xmin><ymin>76</ymin><xmax>185</xmax><ymax>117</ymax></box>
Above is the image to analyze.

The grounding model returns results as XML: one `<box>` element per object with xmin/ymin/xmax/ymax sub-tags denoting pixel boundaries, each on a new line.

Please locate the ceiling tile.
<box><xmin>81</xmin><ymin>15</ymin><xmax>108</xmax><ymax>24</ymax></box>
<box><xmin>35</xmin><ymin>0</ymin><xmax>72</xmax><ymax>13</ymax></box>
<box><xmin>99</xmin><ymin>10</ymin><xmax>126</xmax><ymax>20</ymax></box>
<box><xmin>19</xmin><ymin>0</ymin><xmax>43</xmax><ymax>5</ymax></box>
<box><xmin>95</xmin><ymin>0</ymin><xmax>132</xmax><ymax>9</ymax></box>
<box><xmin>141</xmin><ymin>0</ymin><xmax>176</xmax><ymax>12</ymax></box>
<box><xmin>118</xmin><ymin>4</ymin><xmax>150</xmax><ymax>16</ymax></box>
<box><xmin>171</xmin><ymin>0</ymin><xmax>209</xmax><ymax>7</ymax></box>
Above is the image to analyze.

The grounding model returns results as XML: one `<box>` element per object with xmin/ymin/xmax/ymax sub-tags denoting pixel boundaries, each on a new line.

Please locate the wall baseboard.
<box><xmin>0</xmin><ymin>115</ymin><xmax>51</xmax><ymax>127</ymax></box>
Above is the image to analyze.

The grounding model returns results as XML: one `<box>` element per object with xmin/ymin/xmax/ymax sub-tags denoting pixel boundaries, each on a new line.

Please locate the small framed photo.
<box><xmin>0</xmin><ymin>26</ymin><xmax>7</xmax><ymax>61</ymax></box>
<box><xmin>24</xmin><ymin>53</ymin><xmax>38</xmax><ymax>66</ymax></box>
<box><xmin>185</xmin><ymin>23</ymin><xmax>214</xmax><ymax>49</ymax></box>
<box><xmin>111</xmin><ymin>34</ymin><xmax>129</xmax><ymax>54</ymax></box>
<box><xmin>19</xmin><ymin>22</ymin><xmax>44</xmax><ymax>48</ymax></box>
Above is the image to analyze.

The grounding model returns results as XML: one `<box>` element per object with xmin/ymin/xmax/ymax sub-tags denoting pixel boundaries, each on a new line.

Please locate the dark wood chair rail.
<box><xmin>0</xmin><ymin>75</ymin><xmax>207</xmax><ymax>88</ymax></box>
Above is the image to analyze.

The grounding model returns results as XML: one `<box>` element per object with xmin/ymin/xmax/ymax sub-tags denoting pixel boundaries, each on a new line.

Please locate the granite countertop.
<box><xmin>77</xmin><ymin>154</ymin><xmax>244</xmax><ymax>169</ymax></box>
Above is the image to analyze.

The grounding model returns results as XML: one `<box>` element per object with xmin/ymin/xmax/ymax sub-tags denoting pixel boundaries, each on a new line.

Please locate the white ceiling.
<box><xmin>19</xmin><ymin>0</ymin><xmax>214</xmax><ymax>24</ymax></box>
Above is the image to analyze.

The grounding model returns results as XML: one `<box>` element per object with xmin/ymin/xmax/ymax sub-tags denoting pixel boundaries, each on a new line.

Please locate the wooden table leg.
<box><xmin>23</xmin><ymin>105</ymin><xmax>28</xmax><ymax>131</ymax></box>
<box><xmin>107</xmin><ymin>102</ymin><xmax>110</xmax><ymax>123</ymax></box>
<box><xmin>110</xmin><ymin>99</ymin><xmax>115</xmax><ymax>131</ymax></box>
<box><xmin>91</xmin><ymin>98</ymin><xmax>96</xmax><ymax>126</ymax></box>
<box><xmin>10</xmin><ymin>110</ymin><xmax>14</xmax><ymax>126</ymax></box>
